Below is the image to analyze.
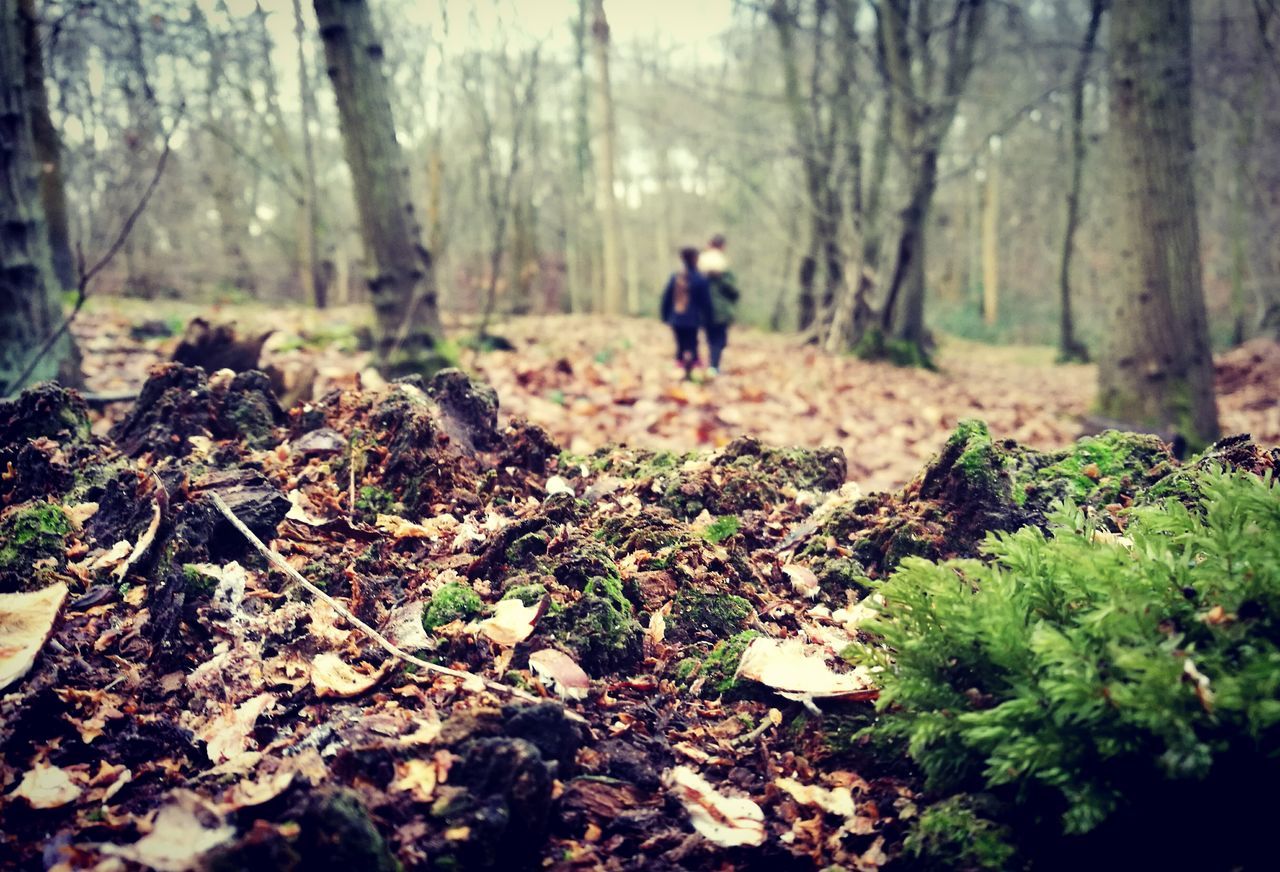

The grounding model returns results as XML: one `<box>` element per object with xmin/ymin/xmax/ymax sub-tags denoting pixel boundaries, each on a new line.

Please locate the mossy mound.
<box><xmin>810</xmin><ymin>420</ymin><xmax>1181</xmax><ymax>577</ymax></box>
<box><xmin>0</xmin><ymin>501</ymin><xmax>73</xmax><ymax>592</ymax></box>
<box><xmin>0</xmin><ymin>381</ymin><xmax>91</xmax><ymax>446</ymax></box>
<box><xmin>667</xmin><ymin>588</ymin><xmax>753</xmax><ymax>643</ymax></box>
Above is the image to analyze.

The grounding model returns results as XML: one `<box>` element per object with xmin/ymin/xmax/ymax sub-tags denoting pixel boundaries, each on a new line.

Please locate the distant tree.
<box><xmin>1056</xmin><ymin>0</ymin><xmax>1106</xmax><ymax>363</ymax></box>
<box><xmin>874</xmin><ymin>0</ymin><xmax>987</xmax><ymax>362</ymax></box>
<box><xmin>590</xmin><ymin>0</ymin><xmax>624</xmax><ymax>315</ymax></box>
<box><xmin>1</xmin><ymin>0</ymin><xmax>79</xmax><ymax>395</ymax></box>
<box><xmin>313</xmin><ymin>0</ymin><xmax>445</xmax><ymax>375</ymax></box>
<box><xmin>1098</xmin><ymin>0</ymin><xmax>1218</xmax><ymax>446</ymax></box>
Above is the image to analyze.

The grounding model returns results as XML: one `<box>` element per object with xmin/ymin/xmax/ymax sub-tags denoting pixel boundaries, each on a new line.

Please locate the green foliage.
<box><xmin>849</xmin><ymin>468</ymin><xmax>1280</xmax><ymax>845</ymax></box>
<box><xmin>0</xmin><ymin>502</ymin><xmax>72</xmax><ymax>591</ymax></box>
<box><xmin>904</xmin><ymin>796</ymin><xmax>1017</xmax><ymax>871</ymax></box>
<box><xmin>701</xmin><ymin>515</ymin><xmax>741</xmax><ymax>544</ymax></box>
<box><xmin>852</xmin><ymin>326</ymin><xmax>934</xmax><ymax>369</ymax></box>
<box><xmin>422</xmin><ymin>582</ymin><xmax>483</xmax><ymax>631</ymax></box>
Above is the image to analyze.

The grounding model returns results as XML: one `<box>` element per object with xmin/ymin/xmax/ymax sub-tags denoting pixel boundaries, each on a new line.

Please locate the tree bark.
<box><xmin>1099</xmin><ymin>0</ymin><xmax>1219</xmax><ymax>447</ymax></box>
<box><xmin>294</xmin><ymin>0</ymin><xmax>325</xmax><ymax>308</ymax></box>
<box><xmin>1</xmin><ymin>0</ymin><xmax>78</xmax><ymax>394</ymax></box>
<box><xmin>1057</xmin><ymin>0</ymin><xmax>1104</xmax><ymax>362</ymax></box>
<box><xmin>981</xmin><ymin>150</ymin><xmax>999</xmax><ymax>327</ymax></box>
<box><xmin>17</xmin><ymin>0</ymin><xmax>73</xmax><ymax>291</ymax></box>
<box><xmin>590</xmin><ymin>0</ymin><xmax>624</xmax><ymax>314</ymax></box>
<box><xmin>314</xmin><ymin>0</ymin><xmax>444</xmax><ymax>375</ymax></box>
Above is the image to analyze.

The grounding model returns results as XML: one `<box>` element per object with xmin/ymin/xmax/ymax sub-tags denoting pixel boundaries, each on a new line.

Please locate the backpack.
<box><xmin>672</xmin><ymin>270</ymin><xmax>691</xmax><ymax>315</ymax></box>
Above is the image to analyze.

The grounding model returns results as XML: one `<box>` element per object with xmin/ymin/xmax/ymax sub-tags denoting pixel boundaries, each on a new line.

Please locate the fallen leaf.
<box><xmin>11</xmin><ymin>762</ymin><xmax>82</xmax><ymax>809</ymax></box>
<box><xmin>0</xmin><ymin>582</ymin><xmax>68</xmax><ymax>691</ymax></box>
<box><xmin>735</xmin><ymin>637</ymin><xmax>877</xmax><ymax>701</ymax></box>
<box><xmin>478</xmin><ymin>598</ymin><xmax>543</xmax><ymax>647</ymax></box>
<box><xmin>310</xmin><ymin>653</ymin><xmax>387</xmax><ymax>698</ymax></box>
<box><xmin>114</xmin><ymin>495</ymin><xmax>161</xmax><ymax>580</ymax></box>
<box><xmin>782</xmin><ymin>564</ymin><xmax>821</xmax><ymax>599</ymax></box>
<box><xmin>776</xmin><ymin>776</ymin><xmax>855</xmax><ymax>818</ymax></box>
<box><xmin>222</xmin><ymin>770</ymin><xmax>294</xmax><ymax>810</ymax></box>
<box><xmin>198</xmin><ymin>692</ymin><xmax>276</xmax><ymax>763</ymax></box>
<box><xmin>528</xmin><ymin>648</ymin><xmax>592</xmax><ymax>700</ymax></box>
<box><xmin>102</xmin><ymin>790</ymin><xmax>235</xmax><ymax>871</ymax></box>
<box><xmin>545</xmin><ymin>475</ymin><xmax>574</xmax><ymax>496</ymax></box>
<box><xmin>664</xmin><ymin>765</ymin><xmax>765</xmax><ymax>848</ymax></box>
<box><xmin>389</xmin><ymin>758</ymin><xmax>439</xmax><ymax>803</ymax></box>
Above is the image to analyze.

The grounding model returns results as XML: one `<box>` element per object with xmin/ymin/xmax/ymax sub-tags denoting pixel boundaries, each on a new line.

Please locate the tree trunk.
<box><xmin>880</xmin><ymin>150</ymin><xmax>938</xmax><ymax>352</ymax></box>
<box><xmin>314</xmin><ymin>0</ymin><xmax>444</xmax><ymax>375</ymax></box>
<box><xmin>1099</xmin><ymin>0</ymin><xmax>1218</xmax><ymax>447</ymax></box>
<box><xmin>981</xmin><ymin>152</ymin><xmax>999</xmax><ymax>327</ymax></box>
<box><xmin>590</xmin><ymin>0</ymin><xmax>624</xmax><ymax>315</ymax></box>
<box><xmin>17</xmin><ymin>0</ymin><xmax>73</xmax><ymax>291</ymax></box>
<box><xmin>294</xmin><ymin>0</ymin><xmax>325</xmax><ymax>308</ymax></box>
<box><xmin>0</xmin><ymin>0</ymin><xmax>77</xmax><ymax>394</ymax></box>
<box><xmin>1057</xmin><ymin>0</ymin><xmax>1104</xmax><ymax>363</ymax></box>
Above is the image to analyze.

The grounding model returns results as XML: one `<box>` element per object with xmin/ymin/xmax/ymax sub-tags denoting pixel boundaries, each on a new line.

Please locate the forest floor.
<box><xmin>73</xmin><ymin>302</ymin><xmax>1280</xmax><ymax>492</ymax></box>
<box><xmin>1</xmin><ymin>301</ymin><xmax>1276</xmax><ymax>871</ymax></box>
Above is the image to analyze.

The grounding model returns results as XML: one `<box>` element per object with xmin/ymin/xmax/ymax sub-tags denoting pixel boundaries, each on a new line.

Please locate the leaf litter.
<box><xmin>0</xmin><ymin>308</ymin><xmax>1274</xmax><ymax>869</ymax></box>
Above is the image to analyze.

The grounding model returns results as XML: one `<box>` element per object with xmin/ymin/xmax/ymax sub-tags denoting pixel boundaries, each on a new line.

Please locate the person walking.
<box><xmin>661</xmin><ymin>247</ymin><xmax>711</xmax><ymax>380</ymax></box>
<box><xmin>696</xmin><ymin>234</ymin><xmax>740</xmax><ymax>376</ymax></box>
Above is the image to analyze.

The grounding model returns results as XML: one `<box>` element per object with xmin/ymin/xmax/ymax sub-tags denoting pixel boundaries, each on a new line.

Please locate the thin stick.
<box><xmin>210</xmin><ymin>492</ymin><xmax>542</xmax><ymax>704</ymax></box>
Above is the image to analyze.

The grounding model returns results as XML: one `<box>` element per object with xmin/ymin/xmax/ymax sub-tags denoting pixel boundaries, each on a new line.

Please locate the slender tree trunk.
<box><xmin>981</xmin><ymin>151</ymin><xmax>999</xmax><ymax>327</ymax></box>
<box><xmin>314</xmin><ymin>0</ymin><xmax>444</xmax><ymax>374</ymax></box>
<box><xmin>1099</xmin><ymin>0</ymin><xmax>1218</xmax><ymax>447</ymax></box>
<box><xmin>1057</xmin><ymin>0</ymin><xmax>1104</xmax><ymax>362</ymax></box>
<box><xmin>17</xmin><ymin>0</ymin><xmax>73</xmax><ymax>291</ymax></box>
<box><xmin>1</xmin><ymin>0</ymin><xmax>77</xmax><ymax>394</ymax></box>
<box><xmin>880</xmin><ymin>150</ymin><xmax>938</xmax><ymax>351</ymax></box>
<box><xmin>590</xmin><ymin>0</ymin><xmax>624</xmax><ymax>314</ymax></box>
<box><xmin>294</xmin><ymin>0</ymin><xmax>324</xmax><ymax>307</ymax></box>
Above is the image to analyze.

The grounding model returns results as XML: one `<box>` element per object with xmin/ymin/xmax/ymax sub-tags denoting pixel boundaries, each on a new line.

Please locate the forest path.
<box><xmin>76</xmin><ymin>305</ymin><xmax>1279</xmax><ymax>494</ymax></box>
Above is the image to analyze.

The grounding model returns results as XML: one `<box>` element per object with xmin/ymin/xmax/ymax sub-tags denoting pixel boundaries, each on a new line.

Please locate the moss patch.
<box><xmin>0</xmin><ymin>502</ymin><xmax>73</xmax><ymax>592</ymax></box>
<box><xmin>669</xmin><ymin>588</ymin><xmax>753</xmax><ymax>641</ymax></box>
<box><xmin>422</xmin><ymin>582</ymin><xmax>483</xmax><ymax>631</ymax></box>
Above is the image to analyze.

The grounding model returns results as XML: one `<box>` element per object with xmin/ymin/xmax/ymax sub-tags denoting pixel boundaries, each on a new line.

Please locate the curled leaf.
<box><xmin>0</xmin><ymin>582</ymin><xmax>68</xmax><ymax>691</ymax></box>
<box><xmin>528</xmin><ymin>648</ymin><xmax>591</xmax><ymax>700</ymax></box>
<box><xmin>478</xmin><ymin>598</ymin><xmax>543</xmax><ymax>647</ymax></box>
<box><xmin>664</xmin><ymin>766</ymin><xmax>765</xmax><ymax>847</ymax></box>
<box><xmin>310</xmin><ymin>653</ymin><xmax>387</xmax><ymax>698</ymax></box>
<box><xmin>735</xmin><ymin>637</ymin><xmax>877</xmax><ymax>701</ymax></box>
<box><xmin>11</xmin><ymin>762</ymin><xmax>82</xmax><ymax>809</ymax></box>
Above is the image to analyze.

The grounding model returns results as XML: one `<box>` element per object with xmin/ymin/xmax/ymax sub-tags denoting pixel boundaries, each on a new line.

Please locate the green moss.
<box><xmin>356</xmin><ymin>485</ymin><xmax>396</xmax><ymax>516</ymax></box>
<box><xmin>182</xmin><ymin>564</ymin><xmax>219</xmax><ymax>597</ymax></box>
<box><xmin>905</xmin><ymin>796</ymin><xmax>1017</xmax><ymax>871</ymax></box>
<box><xmin>501</xmin><ymin>583</ymin><xmax>548</xmax><ymax>606</ymax></box>
<box><xmin>1029</xmin><ymin>430</ymin><xmax>1171</xmax><ymax>506</ymax></box>
<box><xmin>0</xmin><ymin>502</ymin><xmax>72</xmax><ymax>591</ymax></box>
<box><xmin>549</xmin><ymin>594</ymin><xmax>643</xmax><ymax>673</ymax></box>
<box><xmin>669</xmin><ymin>588</ymin><xmax>753</xmax><ymax>639</ymax></box>
<box><xmin>582</xmin><ymin>574</ymin><xmax>630</xmax><ymax>613</ymax></box>
<box><xmin>422</xmin><ymin>582</ymin><xmax>483</xmax><ymax>631</ymax></box>
<box><xmin>852</xmin><ymin>326</ymin><xmax>935</xmax><ymax>369</ymax></box>
<box><xmin>698</xmin><ymin>630</ymin><xmax>760</xmax><ymax>695</ymax></box>
<box><xmin>675</xmin><ymin>657</ymin><xmax>702</xmax><ymax>681</ymax></box>
<box><xmin>506</xmin><ymin>532</ymin><xmax>548</xmax><ymax>565</ymax></box>
<box><xmin>701</xmin><ymin>515</ymin><xmax>741</xmax><ymax>544</ymax></box>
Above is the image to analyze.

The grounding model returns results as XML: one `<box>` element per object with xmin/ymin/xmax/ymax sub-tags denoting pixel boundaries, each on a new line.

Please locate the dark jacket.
<box><xmin>661</xmin><ymin>269</ymin><xmax>711</xmax><ymax>329</ymax></box>
<box><xmin>706</xmin><ymin>270</ymin><xmax>740</xmax><ymax>326</ymax></box>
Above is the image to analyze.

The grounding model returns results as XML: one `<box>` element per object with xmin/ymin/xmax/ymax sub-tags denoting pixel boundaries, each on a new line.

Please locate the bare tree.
<box><xmin>313</xmin><ymin>0</ymin><xmax>445</xmax><ymax>375</ymax></box>
<box><xmin>590</xmin><ymin>0</ymin><xmax>624</xmax><ymax>314</ymax></box>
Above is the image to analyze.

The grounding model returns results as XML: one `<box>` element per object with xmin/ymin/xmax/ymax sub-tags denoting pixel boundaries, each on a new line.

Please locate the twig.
<box><xmin>209</xmin><ymin>492</ymin><xmax>543</xmax><ymax>705</ymax></box>
<box><xmin>5</xmin><ymin>109</ymin><xmax>183</xmax><ymax>399</ymax></box>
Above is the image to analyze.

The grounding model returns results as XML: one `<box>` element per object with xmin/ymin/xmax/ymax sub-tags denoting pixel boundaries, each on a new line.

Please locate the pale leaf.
<box><xmin>102</xmin><ymin>790</ymin><xmax>234</xmax><ymax>871</ymax></box>
<box><xmin>12</xmin><ymin>762</ymin><xmax>82</xmax><ymax>809</ymax></box>
<box><xmin>478</xmin><ymin>598</ymin><xmax>542</xmax><ymax>647</ymax></box>
<box><xmin>528</xmin><ymin>648</ymin><xmax>591</xmax><ymax>700</ymax></box>
<box><xmin>664</xmin><ymin>766</ymin><xmax>765</xmax><ymax>847</ymax></box>
<box><xmin>0</xmin><ymin>582</ymin><xmax>68</xmax><ymax>691</ymax></box>
<box><xmin>735</xmin><ymin>637</ymin><xmax>877</xmax><ymax>700</ymax></box>
<box><xmin>310</xmin><ymin>653</ymin><xmax>386</xmax><ymax>698</ymax></box>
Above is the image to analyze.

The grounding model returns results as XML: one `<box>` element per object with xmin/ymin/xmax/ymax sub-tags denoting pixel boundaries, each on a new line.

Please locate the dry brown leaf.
<box><xmin>221</xmin><ymin>770</ymin><xmax>294</xmax><ymax>810</ymax></box>
<box><xmin>198</xmin><ymin>692</ymin><xmax>276</xmax><ymax>764</ymax></box>
<box><xmin>310</xmin><ymin>653</ymin><xmax>387</xmax><ymax>698</ymax></box>
<box><xmin>664</xmin><ymin>765</ymin><xmax>765</xmax><ymax>848</ymax></box>
<box><xmin>102</xmin><ymin>790</ymin><xmax>235</xmax><ymax>871</ymax></box>
<box><xmin>11</xmin><ymin>761</ymin><xmax>82</xmax><ymax>809</ymax></box>
<box><xmin>528</xmin><ymin>648</ymin><xmax>592</xmax><ymax>700</ymax></box>
<box><xmin>735</xmin><ymin>637</ymin><xmax>877</xmax><ymax>702</ymax></box>
<box><xmin>389</xmin><ymin>758</ymin><xmax>440</xmax><ymax>803</ymax></box>
<box><xmin>478</xmin><ymin>598</ymin><xmax>543</xmax><ymax>647</ymax></box>
<box><xmin>0</xmin><ymin>582</ymin><xmax>68</xmax><ymax>691</ymax></box>
<box><xmin>782</xmin><ymin>564</ymin><xmax>821</xmax><ymax>599</ymax></box>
